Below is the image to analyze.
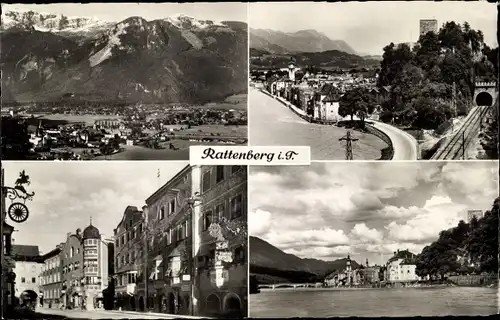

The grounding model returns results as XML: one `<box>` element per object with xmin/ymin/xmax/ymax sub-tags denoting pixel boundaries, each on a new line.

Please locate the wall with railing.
<box><xmin>364</xmin><ymin>123</ymin><xmax>395</xmax><ymax>160</ymax></box>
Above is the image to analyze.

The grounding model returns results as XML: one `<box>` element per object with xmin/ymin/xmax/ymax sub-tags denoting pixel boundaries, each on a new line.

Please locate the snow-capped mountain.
<box><xmin>1</xmin><ymin>10</ymin><xmax>113</xmax><ymax>35</ymax></box>
<box><xmin>1</xmin><ymin>10</ymin><xmax>248</xmax><ymax>104</ymax></box>
<box><xmin>165</xmin><ymin>14</ymin><xmax>225</xmax><ymax>30</ymax></box>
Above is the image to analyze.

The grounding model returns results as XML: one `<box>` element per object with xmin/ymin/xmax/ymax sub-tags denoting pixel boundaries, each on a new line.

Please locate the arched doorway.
<box><xmin>138</xmin><ymin>296</ymin><xmax>145</xmax><ymax>312</ymax></box>
<box><xmin>476</xmin><ymin>92</ymin><xmax>493</xmax><ymax>106</ymax></box>
<box><xmin>20</xmin><ymin>290</ymin><xmax>38</xmax><ymax>309</ymax></box>
<box><xmin>129</xmin><ymin>296</ymin><xmax>136</xmax><ymax>311</ymax></box>
<box><xmin>167</xmin><ymin>293</ymin><xmax>176</xmax><ymax>314</ymax></box>
<box><xmin>223</xmin><ymin>293</ymin><xmax>242</xmax><ymax>317</ymax></box>
<box><xmin>205</xmin><ymin>293</ymin><xmax>221</xmax><ymax>316</ymax></box>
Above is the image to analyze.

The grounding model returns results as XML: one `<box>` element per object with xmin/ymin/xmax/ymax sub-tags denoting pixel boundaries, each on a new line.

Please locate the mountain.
<box><xmin>250</xmin><ymin>48</ymin><xmax>380</xmax><ymax>70</ymax></box>
<box><xmin>250</xmin><ymin>28</ymin><xmax>356</xmax><ymax>55</ymax></box>
<box><xmin>363</xmin><ymin>55</ymin><xmax>383</xmax><ymax>61</ymax></box>
<box><xmin>1</xmin><ymin>10</ymin><xmax>248</xmax><ymax>104</ymax></box>
<box><xmin>250</xmin><ymin>236</ymin><xmax>360</xmax><ymax>284</ymax></box>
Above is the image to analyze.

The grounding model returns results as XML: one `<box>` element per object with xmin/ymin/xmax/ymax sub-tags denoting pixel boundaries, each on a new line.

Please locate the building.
<box><xmin>82</xmin><ymin>222</ymin><xmax>110</xmax><ymax>311</ymax></box>
<box><xmin>11</xmin><ymin>245</ymin><xmax>44</xmax><ymax>305</ymax></box>
<box><xmin>113</xmin><ymin>206</ymin><xmax>145</xmax><ymax>311</ymax></box>
<box><xmin>137</xmin><ymin>165</ymin><xmax>193</xmax><ymax>315</ymax></box>
<box><xmin>467</xmin><ymin>210</ymin><xmax>484</xmax><ymax>222</ymax></box>
<box><xmin>1</xmin><ymin>222</ymin><xmax>15</xmax><ymax>314</ymax></box>
<box><xmin>194</xmin><ymin>165</ymin><xmax>247</xmax><ymax>318</ymax></box>
<box><xmin>420</xmin><ymin>19</ymin><xmax>438</xmax><ymax>36</ymax></box>
<box><xmin>384</xmin><ymin>250</ymin><xmax>420</xmax><ymax>284</ymax></box>
<box><xmin>40</xmin><ymin>246</ymin><xmax>63</xmax><ymax>308</ymax></box>
<box><xmin>359</xmin><ymin>259</ymin><xmax>380</xmax><ymax>284</ymax></box>
<box><xmin>60</xmin><ymin>228</ymin><xmax>84</xmax><ymax>309</ymax></box>
<box><xmin>60</xmin><ymin>222</ymin><xmax>110</xmax><ymax>310</ymax></box>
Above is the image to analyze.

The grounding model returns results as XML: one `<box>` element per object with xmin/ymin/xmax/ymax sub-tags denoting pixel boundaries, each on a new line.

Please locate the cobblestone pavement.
<box><xmin>36</xmin><ymin>308</ymin><xmax>205</xmax><ymax>319</ymax></box>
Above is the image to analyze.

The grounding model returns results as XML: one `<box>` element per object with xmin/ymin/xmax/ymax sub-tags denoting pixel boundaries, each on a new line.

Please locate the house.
<box><xmin>384</xmin><ymin>250</ymin><xmax>420</xmax><ymax>283</ymax></box>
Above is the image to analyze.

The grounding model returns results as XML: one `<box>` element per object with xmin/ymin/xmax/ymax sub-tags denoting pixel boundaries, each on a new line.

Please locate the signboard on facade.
<box><xmin>216</xmin><ymin>241</ymin><xmax>229</xmax><ymax>250</ymax></box>
<box><xmin>215</xmin><ymin>251</ymin><xmax>233</xmax><ymax>263</ymax></box>
<box><xmin>181</xmin><ymin>284</ymin><xmax>190</xmax><ymax>292</ymax></box>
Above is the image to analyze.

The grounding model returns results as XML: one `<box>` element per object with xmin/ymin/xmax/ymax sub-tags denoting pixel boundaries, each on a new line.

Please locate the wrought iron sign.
<box><xmin>2</xmin><ymin>170</ymin><xmax>35</xmax><ymax>223</ymax></box>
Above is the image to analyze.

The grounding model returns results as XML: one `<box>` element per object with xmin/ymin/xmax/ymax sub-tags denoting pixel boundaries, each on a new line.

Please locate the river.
<box><xmin>249</xmin><ymin>88</ymin><xmax>387</xmax><ymax>160</ymax></box>
<box><xmin>250</xmin><ymin>287</ymin><xmax>498</xmax><ymax>317</ymax></box>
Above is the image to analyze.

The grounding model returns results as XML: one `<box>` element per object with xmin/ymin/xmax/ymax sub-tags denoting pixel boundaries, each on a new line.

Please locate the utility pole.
<box><xmin>339</xmin><ymin>131</ymin><xmax>358</xmax><ymax>160</ymax></box>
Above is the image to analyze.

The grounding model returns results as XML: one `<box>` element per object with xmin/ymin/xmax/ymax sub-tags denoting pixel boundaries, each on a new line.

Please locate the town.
<box><xmin>1</xmin><ymin>98</ymin><xmax>248</xmax><ymax>161</ymax></box>
<box><xmin>249</xmin><ymin>18</ymin><xmax>498</xmax><ymax>160</ymax></box>
<box><xmin>255</xmin><ymin>208</ymin><xmax>497</xmax><ymax>291</ymax></box>
<box><xmin>1</xmin><ymin>165</ymin><xmax>248</xmax><ymax>319</ymax></box>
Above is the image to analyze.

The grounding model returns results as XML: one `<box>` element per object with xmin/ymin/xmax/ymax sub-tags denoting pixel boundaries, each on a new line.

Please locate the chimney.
<box><xmin>393</xmin><ymin>251</ymin><xmax>397</xmax><ymax>256</ymax></box>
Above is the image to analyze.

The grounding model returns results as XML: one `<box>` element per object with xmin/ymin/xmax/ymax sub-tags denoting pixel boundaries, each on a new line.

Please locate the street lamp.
<box><xmin>1</xmin><ymin>167</ymin><xmax>35</xmax><ymax>319</ymax></box>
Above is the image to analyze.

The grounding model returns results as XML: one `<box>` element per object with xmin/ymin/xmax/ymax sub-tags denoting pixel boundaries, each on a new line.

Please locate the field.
<box><xmin>181</xmin><ymin>124</ymin><xmax>247</xmax><ymax>137</ymax></box>
<box><xmin>34</xmin><ymin>113</ymin><xmax>122</xmax><ymax>126</ymax></box>
<box><xmin>200</xmin><ymin>93</ymin><xmax>247</xmax><ymax>111</ymax></box>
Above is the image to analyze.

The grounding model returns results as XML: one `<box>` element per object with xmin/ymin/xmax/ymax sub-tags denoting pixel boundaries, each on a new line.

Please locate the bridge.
<box><xmin>258</xmin><ymin>283</ymin><xmax>320</xmax><ymax>290</ymax></box>
<box><xmin>431</xmin><ymin>81</ymin><xmax>498</xmax><ymax>160</ymax></box>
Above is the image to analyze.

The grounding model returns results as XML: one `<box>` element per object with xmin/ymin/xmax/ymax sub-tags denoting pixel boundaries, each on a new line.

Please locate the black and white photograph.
<box><xmin>248</xmin><ymin>162</ymin><xmax>498</xmax><ymax>317</ymax></box>
<box><xmin>1</xmin><ymin>3</ymin><xmax>248</xmax><ymax>161</ymax></box>
<box><xmin>0</xmin><ymin>162</ymin><xmax>248</xmax><ymax>319</ymax></box>
<box><xmin>249</xmin><ymin>1</ymin><xmax>498</xmax><ymax>161</ymax></box>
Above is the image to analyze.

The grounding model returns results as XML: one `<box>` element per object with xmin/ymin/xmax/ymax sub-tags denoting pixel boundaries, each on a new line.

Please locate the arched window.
<box><xmin>70</xmin><ymin>247</ymin><xmax>74</xmax><ymax>258</ymax></box>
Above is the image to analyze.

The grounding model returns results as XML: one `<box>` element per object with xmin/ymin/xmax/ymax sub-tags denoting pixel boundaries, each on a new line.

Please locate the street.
<box><xmin>36</xmin><ymin>308</ymin><xmax>206</xmax><ymax>319</ymax></box>
<box><xmin>370</xmin><ymin>120</ymin><xmax>419</xmax><ymax>160</ymax></box>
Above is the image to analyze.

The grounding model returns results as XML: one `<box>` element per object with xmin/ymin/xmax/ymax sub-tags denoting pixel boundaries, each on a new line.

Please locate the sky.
<box><xmin>249</xmin><ymin>161</ymin><xmax>499</xmax><ymax>266</ymax></box>
<box><xmin>250</xmin><ymin>1</ymin><xmax>497</xmax><ymax>55</ymax></box>
<box><xmin>3</xmin><ymin>3</ymin><xmax>248</xmax><ymax>23</ymax></box>
<box><xmin>2</xmin><ymin>161</ymin><xmax>188</xmax><ymax>254</ymax></box>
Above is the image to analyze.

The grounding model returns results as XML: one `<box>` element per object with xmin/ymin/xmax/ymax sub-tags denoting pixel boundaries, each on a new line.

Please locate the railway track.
<box><xmin>431</xmin><ymin>105</ymin><xmax>491</xmax><ymax>160</ymax></box>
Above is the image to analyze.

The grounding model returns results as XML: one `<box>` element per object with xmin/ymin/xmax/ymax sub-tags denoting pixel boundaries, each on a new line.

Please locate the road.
<box><xmin>36</xmin><ymin>308</ymin><xmax>205</xmax><ymax>319</ymax></box>
<box><xmin>369</xmin><ymin>120</ymin><xmax>419</xmax><ymax>160</ymax></box>
<box><xmin>249</xmin><ymin>87</ymin><xmax>387</xmax><ymax>160</ymax></box>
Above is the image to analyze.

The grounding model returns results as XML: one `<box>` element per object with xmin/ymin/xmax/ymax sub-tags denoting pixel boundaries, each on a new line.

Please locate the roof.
<box><xmin>83</xmin><ymin>224</ymin><xmax>101</xmax><ymax>239</ymax></box>
<box><xmin>12</xmin><ymin>245</ymin><xmax>40</xmax><ymax>257</ymax></box>
<box><xmin>145</xmin><ymin>165</ymin><xmax>191</xmax><ymax>205</ymax></box>
<box><xmin>42</xmin><ymin>247</ymin><xmax>62</xmax><ymax>261</ymax></box>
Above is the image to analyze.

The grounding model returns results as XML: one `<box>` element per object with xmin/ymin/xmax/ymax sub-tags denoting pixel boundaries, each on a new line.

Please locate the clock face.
<box><xmin>289</xmin><ymin>63</ymin><xmax>295</xmax><ymax>69</ymax></box>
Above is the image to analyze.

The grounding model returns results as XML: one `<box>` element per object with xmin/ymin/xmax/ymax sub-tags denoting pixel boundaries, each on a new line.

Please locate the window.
<box><xmin>132</xmin><ymin>229</ymin><xmax>136</xmax><ymax>239</ymax></box>
<box><xmin>215</xmin><ymin>204</ymin><xmax>224</xmax><ymax>221</ymax></box>
<box><xmin>121</xmin><ymin>235</ymin><xmax>125</xmax><ymax>245</ymax></box>
<box><xmin>185</xmin><ymin>220</ymin><xmax>190</xmax><ymax>238</ymax></box>
<box><xmin>70</xmin><ymin>247</ymin><xmax>74</xmax><ymax>258</ymax></box>
<box><xmin>121</xmin><ymin>256</ymin><xmax>125</xmax><ymax>265</ymax></box>
<box><xmin>21</xmin><ymin>277</ymin><xmax>26</xmax><ymax>283</ymax></box>
<box><xmin>202</xmin><ymin>171</ymin><xmax>211</xmax><ymax>193</ymax></box>
<box><xmin>230</xmin><ymin>194</ymin><xmax>243</xmax><ymax>219</ymax></box>
<box><xmin>116</xmin><ymin>238</ymin><xmax>120</xmax><ymax>248</ymax></box>
<box><xmin>203</xmin><ymin>211</ymin><xmax>212</xmax><ymax>231</ymax></box>
<box><xmin>166</xmin><ymin>229</ymin><xmax>172</xmax><ymax>245</ymax></box>
<box><xmin>126</xmin><ymin>253</ymin><xmax>130</xmax><ymax>264</ymax></box>
<box><xmin>77</xmin><ymin>248</ymin><xmax>80</xmax><ymax>254</ymax></box>
<box><xmin>159</xmin><ymin>207</ymin><xmax>165</xmax><ymax>220</ymax></box>
<box><xmin>32</xmin><ymin>277</ymin><xmax>36</xmax><ymax>283</ymax></box>
<box><xmin>215</xmin><ymin>166</ymin><xmax>224</xmax><ymax>183</ymax></box>
<box><xmin>231</xmin><ymin>165</ymin><xmax>242</xmax><ymax>174</ymax></box>
<box><xmin>169</xmin><ymin>199</ymin><xmax>176</xmax><ymax>215</ymax></box>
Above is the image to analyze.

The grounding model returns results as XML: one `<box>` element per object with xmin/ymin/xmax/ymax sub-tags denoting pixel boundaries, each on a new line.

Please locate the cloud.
<box><xmin>249</xmin><ymin>209</ymin><xmax>272</xmax><ymax>236</ymax></box>
<box><xmin>3</xmin><ymin>161</ymin><xmax>188</xmax><ymax>254</ymax></box>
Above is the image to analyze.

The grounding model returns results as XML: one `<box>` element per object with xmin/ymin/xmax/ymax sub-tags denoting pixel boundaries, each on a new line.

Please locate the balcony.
<box><xmin>116</xmin><ymin>283</ymin><xmax>136</xmax><ymax>295</ymax></box>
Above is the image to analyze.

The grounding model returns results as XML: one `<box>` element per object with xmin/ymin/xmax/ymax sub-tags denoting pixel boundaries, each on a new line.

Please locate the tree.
<box><xmin>1</xmin><ymin>118</ymin><xmax>34</xmax><ymax>160</ymax></box>
<box><xmin>59</xmin><ymin>15</ymin><xmax>69</xmax><ymax>30</ymax></box>
<box><xmin>338</xmin><ymin>87</ymin><xmax>376</xmax><ymax>125</ymax></box>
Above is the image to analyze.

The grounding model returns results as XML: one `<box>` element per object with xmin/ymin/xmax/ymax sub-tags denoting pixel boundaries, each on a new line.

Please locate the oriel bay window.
<box><xmin>230</xmin><ymin>194</ymin><xmax>243</xmax><ymax>219</ymax></box>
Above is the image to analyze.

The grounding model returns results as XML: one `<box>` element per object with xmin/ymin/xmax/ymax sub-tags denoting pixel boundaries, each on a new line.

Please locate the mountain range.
<box><xmin>250</xmin><ymin>236</ymin><xmax>360</xmax><ymax>284</ymax></box>
<box><xmin>250</xmin><ymin>28</ymin><xmax>356</xmax><ymax>55</ymax></box>
<box><xmin>250</xmin><ymin>48</ymin><xmax>381</xmax><ymax>70</ymax></box>
<box><xmin>1</xmin><ymin>10</ymin><xmax>248</xmax><ymax>104</ymax></box>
